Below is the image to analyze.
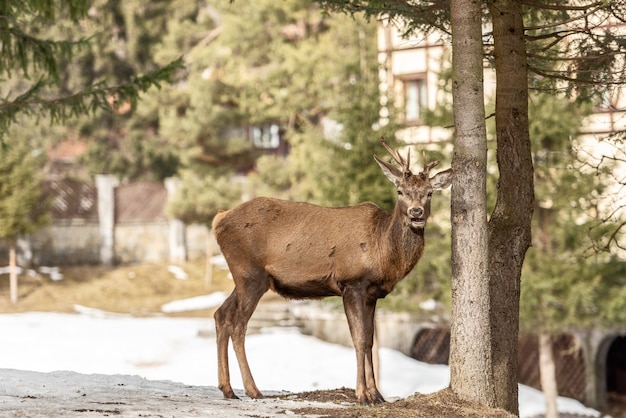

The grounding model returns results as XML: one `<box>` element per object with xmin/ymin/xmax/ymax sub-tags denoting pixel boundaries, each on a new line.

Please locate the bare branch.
<box><xmin>588</xmin><ymin>220</ymin><xmax>626</xmax><ymax>253</ymax></box>
<box><xmin>521</xmin><ymin>0</ymin><xmax>605</xmax><ymax>12</ymax></box>
<box><xmin>523</xmin><ymin>3</ymin><xmax>606</xmax><ymax>32</ymax></box>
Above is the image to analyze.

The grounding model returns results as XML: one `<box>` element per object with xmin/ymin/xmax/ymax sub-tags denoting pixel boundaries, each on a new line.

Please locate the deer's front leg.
<box><xmin>342</xmin><ymin>287</ymin><xmax>385</xmax><ymax>405</ymax></box>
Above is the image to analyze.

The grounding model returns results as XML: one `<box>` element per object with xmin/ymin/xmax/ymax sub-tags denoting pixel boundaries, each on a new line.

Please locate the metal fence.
<box><xmin>410</xmin><ymin>328</ymin><xmax>586</xmax><ymax>401</ymax></box>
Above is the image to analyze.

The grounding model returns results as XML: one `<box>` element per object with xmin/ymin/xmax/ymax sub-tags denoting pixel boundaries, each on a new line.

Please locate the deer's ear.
<box><xmin>430</xmin><ymin>168</ymin><xmax>453</xmax><ymax>190</ymax></box>
<box><xmin>374</xmin><ymin>155</ymin><xmax>402</xmax><ymax>184</ymax></box>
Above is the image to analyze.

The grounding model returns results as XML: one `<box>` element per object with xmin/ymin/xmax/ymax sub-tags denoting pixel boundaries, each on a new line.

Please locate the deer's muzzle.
<box><xmin>408</xmin><ymin>207</ymin><xmax>426</xmax><ymax>228</ymax></box>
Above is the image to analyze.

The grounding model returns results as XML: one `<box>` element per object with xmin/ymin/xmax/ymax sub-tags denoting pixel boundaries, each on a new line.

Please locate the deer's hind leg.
<box><xmin>214</xmin><ymin>290</ymin><xmax>239</xmax><ymax>399</ymax></box>
<box><xmin>214</xmin><ymin>268</ymin><xmax>270</xmax><ymax>400</ymax></box>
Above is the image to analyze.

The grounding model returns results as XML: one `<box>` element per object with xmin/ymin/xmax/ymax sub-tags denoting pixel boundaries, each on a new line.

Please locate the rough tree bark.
<box><xmin>449</xmin><ymin>0</ymin><xmax>494</xmax><ymax>407</ymax></box>
<box><xmin>488</xmin><ymin>0</ymin><xmax>534</xmax><ymax>414</ymax></box>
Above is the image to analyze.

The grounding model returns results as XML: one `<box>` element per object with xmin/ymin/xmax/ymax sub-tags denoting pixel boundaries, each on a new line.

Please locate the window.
<box><xmin>250</xmin><ymin>124</ymin><xmax>280</xmax><ymax>149</ymax></box>
<box><xmin>404</xmin><ymin>78</ymin><xmax>428</xmax><ymax>124</ymax></box>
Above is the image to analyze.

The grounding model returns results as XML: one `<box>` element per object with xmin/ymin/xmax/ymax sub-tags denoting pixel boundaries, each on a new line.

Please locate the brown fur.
<box><xmin>212</xmin><ymin>139</ymin><xmax>452</xmax><ymax>405</ymax></box>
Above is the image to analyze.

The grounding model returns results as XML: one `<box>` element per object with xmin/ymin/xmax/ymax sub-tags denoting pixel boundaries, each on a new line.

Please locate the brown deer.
<box><xmin>212</xmin><ymin>137</ymin><xmax>452</xmax><ymax>405</ymax></box>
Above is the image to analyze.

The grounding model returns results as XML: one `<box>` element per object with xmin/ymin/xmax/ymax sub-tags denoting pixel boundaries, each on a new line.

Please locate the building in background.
<box><xmin>377</xmin><ymin>20</ymin><xmax>626</xmax><ymax>143</ymax></box>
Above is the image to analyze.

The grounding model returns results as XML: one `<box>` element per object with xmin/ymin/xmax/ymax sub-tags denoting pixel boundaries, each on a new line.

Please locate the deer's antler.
<box><xmin>379</xmin><ymin>137</ymin><xmax>411</xmax><ymax>173</ymax></box>
<box><xmin>422</xmin><ymin>151</ymin><xmax>440</xmax><ymax>174</ymax></box>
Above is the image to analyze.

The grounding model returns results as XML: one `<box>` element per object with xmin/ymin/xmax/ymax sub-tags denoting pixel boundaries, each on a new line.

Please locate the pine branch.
<box><xmin>521</xmin><ymin>0</ymin><xmax>605</xmax><ymax>12</ymax></box>
<box><xmin>0</xmin><ymin>26</ymin><xmax>91</xmax><ymax>79</ymax></box>
<box><xmin>528</xmin><ymin>64</ymin><xmax>626</xmax><ymax>86</ymax></box>
<box><xmin>524</xmin><ymin>9</ymin><xmax>606</xmax><ymax>33</ymax></box>
<box><xmin>2</xmin><ymin>0</ymin><xmax>90</xmax><ymax>21</ymax></box>
<box><xmin>0</xmin><ymin>57</ymin><xmax>184</xmax><ymax>140</ymax></box>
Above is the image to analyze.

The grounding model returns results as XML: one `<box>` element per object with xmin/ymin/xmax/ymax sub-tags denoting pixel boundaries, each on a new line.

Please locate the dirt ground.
<box><xmin>0</xmin><ymin>369</ymin><xmax>516</xmax><ymax>418</ymax></box>
<box><xmin>290</xmin><ymin>388</ymin><xmax>626</xmax><ymax>417</ymax></box>
<box><xmin>282</xmin><ymin>387</ymin><xmax>516</xmax><ymax>418</ymax></box>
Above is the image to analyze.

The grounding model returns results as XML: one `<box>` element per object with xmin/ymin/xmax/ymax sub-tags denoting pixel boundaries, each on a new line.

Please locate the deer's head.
<box><xmin>374</xmin><ymin>137</ymin><xmax>452</xmax><ymax>229</ymax></box>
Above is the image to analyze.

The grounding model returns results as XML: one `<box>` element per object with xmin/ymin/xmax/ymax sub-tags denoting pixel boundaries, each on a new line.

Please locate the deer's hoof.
<box><xmin>219</xmin><ymin>386</ymin><xmax>240</xmax><ymax>400</ymax></box>
<box><xmin>370</xmin><ymin>391</ymin><xmax>386</xmax><ymax>404</ymax></box>
<box><xmin>246</xmin><ymin>390</ymin><xmax>264</xmax><ymax>400</ymax></box>
<box><xmin>358</xmin><ymin>390</ymin><xmax>386</xmax><ymax>406</ymax></box>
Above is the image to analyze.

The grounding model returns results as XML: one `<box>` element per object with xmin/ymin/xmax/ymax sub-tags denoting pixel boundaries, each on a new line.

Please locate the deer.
<box><xmin>211</xmin><ymin>137</ymin><xmax>452</xmax><ymax>405</ymax></box>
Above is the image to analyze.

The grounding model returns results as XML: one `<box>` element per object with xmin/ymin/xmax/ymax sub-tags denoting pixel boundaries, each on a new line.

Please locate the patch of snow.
<box><xmin>73</xmin><ymin>304</ymin><xmax>130</xmax><ymax>319</ymax></box>
<box><xmin>519</xmin><ymin>385</ymin><xmax>600</xmax><ymax>418</ymax></box>
<box><xmin>167</xmin><ymin>265</ymin><xmax>188</xmax><ymax>280</ymax></box>
<box><xmin>0</xmin><ymin>311</ymin><xmax>600</xmax><ymax>418</ymax></box>
<box><xmin>161</xmin><ymin>291</ymin><xmax>229</xmax><ymax>313</ymax></box>
<box><xmin>0</xmin><ymin>368</ymin><xmax>337</xmax><ymax>418</ymax></box>
<box><xmin>0</xmin><ymin>265</ymin><xmax>23</xmax><ymax>275</ymax></box>
<box><xmin>1</xmin><ymin>265</ymin><xmax>62</xmax><ymax>281</ymax></box>
<box><xmin>39</xmin><ymin>266</ymin><xmax>63</xmax><ymax>281</ymax></box>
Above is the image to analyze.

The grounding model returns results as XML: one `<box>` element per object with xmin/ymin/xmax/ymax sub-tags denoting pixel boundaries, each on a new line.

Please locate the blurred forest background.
<box><xmin>1</xmin><ymin>0</ymin><xmax>625</xmax><ymax>327</ymax></box>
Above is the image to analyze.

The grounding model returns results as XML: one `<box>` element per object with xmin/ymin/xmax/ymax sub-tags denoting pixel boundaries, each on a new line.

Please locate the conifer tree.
<box><xmin>160</xmin><ymin>1</ymin><xmax>393</xmax><ymax>224</ymax></box>
<box><xmin>0</xmin><ymin>0</ymin><xmax>183</xmax><ymax>144</ymax></box>
<box><xmin>0</xmin><ymin>136</ymin><xmax>49</xmax><ymax>303</ymax></box>
<box><xmin>255</xmin><ymin>15</ymin><xmax>399</xmax><ymax>210</ymax></box>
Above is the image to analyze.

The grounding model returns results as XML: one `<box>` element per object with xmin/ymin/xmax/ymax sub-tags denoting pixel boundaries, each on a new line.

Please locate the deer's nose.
<box><xmin>408</xmin><ymin>207</ymin><xmax>424</xmax><ymax>218</ymax></box>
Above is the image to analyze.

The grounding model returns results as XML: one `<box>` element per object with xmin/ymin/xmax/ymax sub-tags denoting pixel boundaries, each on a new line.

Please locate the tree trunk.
<box><xmin>539</xmin><ymin>333</ymin><xmax>560</xmax><ymax>418</ymax></box>
<box><xmin>449</xmin><ymin>0</ymin><xmax>494</xmax><ymax>407</ymax></box>
<box><xmin>488</xmin><ymin>0</ymin><xmax>534</xmax><ymax>414</ymax></box>
<box><xmin>9</xmin><ymin>240</ymin><xmax>18</xmax><ymax>304</ymax></box>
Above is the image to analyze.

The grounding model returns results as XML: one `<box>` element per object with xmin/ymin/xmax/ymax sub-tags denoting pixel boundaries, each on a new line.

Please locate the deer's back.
<box><xmin>214</xmin><ymin>197</ymin><xmax>384</xmax><ymax>247</ymax></box>
<box><xmin>213</xmin><ymin>197</ymin><xmax>390</xmax><ymax>297</ymax></box>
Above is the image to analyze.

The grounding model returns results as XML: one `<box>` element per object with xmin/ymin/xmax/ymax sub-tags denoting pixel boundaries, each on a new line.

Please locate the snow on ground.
<box><xmin>160</xmin><ymin>291</ymin><xmax>229</xmax><ymax>313</ymax></box>
<box><xmin>0</xmin><ymin>265</ymin><xmax>63</xmax><ymax>281</ymax></box>
<box><xmin>0</xmin><ymin>368</ymin><xmax>339</xmax><ymax>418</ymax></box>
<box><xmin>0</xmin><ymin>300</ymin><xmax>600</xmax><ymax>418</ymax></box>
<box><xmin>167</xmin><ymin>265</ymin><xmax>189</xmax><ymax>280</ymax></box>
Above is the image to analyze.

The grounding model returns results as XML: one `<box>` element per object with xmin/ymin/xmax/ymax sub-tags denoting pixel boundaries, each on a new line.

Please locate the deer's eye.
<box><xmin>397</xmin><ymin>190</ymin><xmax>404</xmax><ymax>196</ymax></box>
<box><xmin>427</xmin><ymin>191</ymin><xmax>433</xmax><ymax>198</ymax></box>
